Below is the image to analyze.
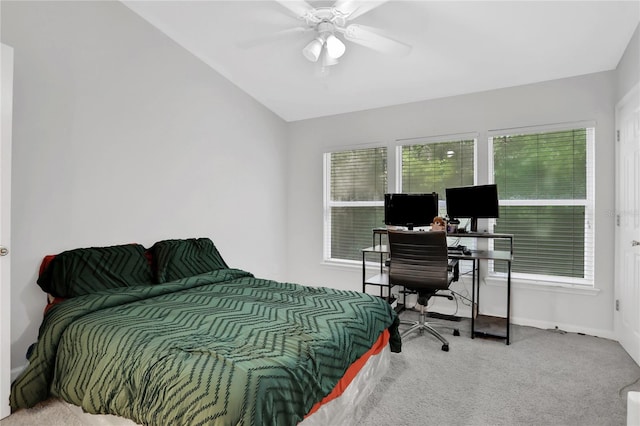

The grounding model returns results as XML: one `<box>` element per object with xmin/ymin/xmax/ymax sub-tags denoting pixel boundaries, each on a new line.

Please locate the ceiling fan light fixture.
<box><xmin>302</xmin><ymin>38</ymin><xmax>323</xmax><ymax>62</ymax></box>
<box><xmin>271</xmin><ymin>0</ymin><xmax>411</xmax><ymax>73</ymax></box>
<box><xmin>321</xmin><ymin>49</ymin><xmax>339</xmax><ymax>67</ymax></box>
<box><xmin>325</xmin><ymin>34</ymin><xmax>346</xmax><ymax>59</ymax></box>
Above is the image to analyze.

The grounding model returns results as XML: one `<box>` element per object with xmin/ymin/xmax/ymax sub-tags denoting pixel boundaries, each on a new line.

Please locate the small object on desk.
<box><xmin>431</xmin><ymin>216</ymin><xmax>446</xmax><ymax>231</ymax></box>
<box><xmin>446</xmin><ymin>218</ymin><xmax>459</xmax><ymax>233</ymax></box>
<box><xmin>448</xmin><ymin>245</ymin><xmax>471</xmax><ymax>255</ymax></box>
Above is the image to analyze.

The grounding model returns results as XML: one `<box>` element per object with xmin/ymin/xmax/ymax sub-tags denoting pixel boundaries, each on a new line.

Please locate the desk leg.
<box><xmin>362</xmin><ymin>252</ymin><xmax>366</xmax><ymax>293</ymax></box>
<box><xmin>507</xmin><ymin>260</ymin><xmax>512</xmax><ymax>345</ymax></box>
<box><xmin>477</xmin><ymin>259</ymin><xmax>481</xmax><ymax>313</ymax></box>
<box><xmin>471</xmin><ymin>259</ymin><xmax>476</xmax><ymax>339</ymax></box>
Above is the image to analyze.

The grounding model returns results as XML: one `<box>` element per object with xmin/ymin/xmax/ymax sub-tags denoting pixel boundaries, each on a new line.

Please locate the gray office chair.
<box><xmin>388</xmin><ymin>230</ymin><xmax>459</xmax><ymax>351</ymax></box>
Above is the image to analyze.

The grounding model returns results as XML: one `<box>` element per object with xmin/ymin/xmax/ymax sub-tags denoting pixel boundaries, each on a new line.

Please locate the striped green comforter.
<box><xmin>11</xmin><ymin>269</ymin><xmax>400</xmax><ymax>425</ymax></box>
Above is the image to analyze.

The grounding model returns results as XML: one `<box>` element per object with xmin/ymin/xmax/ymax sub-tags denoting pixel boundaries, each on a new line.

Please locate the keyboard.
<box><xmin>449</xmin><ymin>245</ymin><xmax>471</xmax><ymax>255</ymax></box>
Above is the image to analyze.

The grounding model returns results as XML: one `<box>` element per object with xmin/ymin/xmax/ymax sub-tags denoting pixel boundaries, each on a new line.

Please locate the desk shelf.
<box><xmin>362</xmin><ymin>245</ymin><xmax>404</xmax><ymax>312</ymax></box>
<box><xmin>364</xmin><ymin>272</ymin><xmax>388</xmax><ymax>286</ymax></box>
<box><xmin>361</xmin><ymin>245</ymin><xmax>390</xmax><ymax>291</ymax></box>
<box><xmin>474</xmin><ymin>315</ymin><xmax>509</xmax><ymax>339</ymax></box>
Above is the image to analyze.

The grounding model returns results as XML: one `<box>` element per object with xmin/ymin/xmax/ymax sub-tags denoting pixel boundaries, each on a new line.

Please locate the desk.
<box><xmin>363</xmin><ymin>230</ymin><xmax>514</xmax><ymax>344</ymax></box>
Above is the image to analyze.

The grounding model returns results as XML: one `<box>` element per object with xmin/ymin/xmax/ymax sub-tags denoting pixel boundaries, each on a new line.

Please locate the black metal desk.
<box><xmin>363</xmin><ymin>231</ymin><xmax>514</xmax><ymax>344</ymax></box>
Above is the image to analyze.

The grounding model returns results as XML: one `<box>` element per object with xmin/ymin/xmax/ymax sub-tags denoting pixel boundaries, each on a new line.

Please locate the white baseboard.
<box><xmin>629</xmin><ymin>392</ymin><xmax>640</xmax><ymax>426</ymax></box>
<box><xmin>429</xmin><ymin>295</ymin><xmax>617</xmax><ymax>340</ymax></box>
<box><xmin>510</xmin><ymin>316</ymin><xmax>616</xmax><ymax>340</ymax></box>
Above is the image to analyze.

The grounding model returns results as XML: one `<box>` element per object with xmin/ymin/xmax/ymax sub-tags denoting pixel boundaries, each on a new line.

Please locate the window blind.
<box><xmin>491</xmin><ymin>128</ymin><xmax>594</xmax><ymax>283</ymax></box>
<box><xmin>325</xmin><ymin>147</ymin><xmax>387</xmax><ymax>262</ymax></box>
<box><xmin>401</xmin><ymin>139</ymin><xmax>475</xmax><ymax>196</ymax></box>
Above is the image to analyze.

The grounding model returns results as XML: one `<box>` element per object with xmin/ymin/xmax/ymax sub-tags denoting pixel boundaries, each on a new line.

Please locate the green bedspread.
<box><xmin>11</xmin><ymin>269</ymin><xmax>400</xmax><ymax>425</ymax></box>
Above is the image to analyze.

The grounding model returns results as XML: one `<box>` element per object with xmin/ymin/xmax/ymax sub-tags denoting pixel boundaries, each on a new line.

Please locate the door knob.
<box><xmin>633</xmin><ymin>240</ymin><xmax>640</xmax><ymax>247</ymax></box>
<box><xmin>0</xmin><ymin>246</ymin><xmax>8</xmax><ymax>256</ymax></box>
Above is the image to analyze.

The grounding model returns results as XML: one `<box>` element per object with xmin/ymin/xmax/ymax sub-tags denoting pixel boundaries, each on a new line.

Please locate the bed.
<box><xmin>10</xmin><ymin>238</ymin><xmax>401</xmax><ymax>425</ymax></box>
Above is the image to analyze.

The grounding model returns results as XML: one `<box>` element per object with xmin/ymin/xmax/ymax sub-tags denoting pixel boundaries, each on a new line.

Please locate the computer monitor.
<box><xmin>445</xmin><ymin>184</ymin><xmax>499</xmax><ymax>232</ymax></box>
<box><xmin>384</xmin><ymin>193</ymin><xmax>439</xmax><ymax>230</ymax></box>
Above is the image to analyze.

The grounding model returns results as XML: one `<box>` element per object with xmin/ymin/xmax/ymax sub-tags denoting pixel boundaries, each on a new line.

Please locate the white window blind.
<box><xmin>324</xmin><ymin>147</ymin><xmax>387</xmax><ymax>262</ymax></box>
<box><xmin>490</xmin><ymin>127</ymin><xmax>595</xmax><ymax>284</ymax></box>
<box><xmin>399</xmin><ymin>138</ymin><xmax>476</xmax><ymax>200</ymax></box>
<box><xmin>399</xmin><ymin>138</ymin><xmax>477</xmax><ymax>257</ymax></box>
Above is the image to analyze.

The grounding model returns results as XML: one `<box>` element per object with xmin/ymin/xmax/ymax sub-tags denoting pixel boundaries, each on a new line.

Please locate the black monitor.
<box><xmin>445</xmin><ymin>184</ymin><xmax>499</xmax><ymax>232</ymax></box>
<box><xmin>384</xmin><ymin>193</ymin><xmax>439</xmax><ymax>230</ymax></box>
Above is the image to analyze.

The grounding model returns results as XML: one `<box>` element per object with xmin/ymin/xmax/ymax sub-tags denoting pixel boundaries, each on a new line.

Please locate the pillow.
<box><xmin>151</xmin><ymin>238</ymin><xmax>228</xmax><ymax>283</ymax></box>
<box><xmin>37</xmin><ymin>243</ymin><xmax>154</xmax><ymax>298</ymax></box>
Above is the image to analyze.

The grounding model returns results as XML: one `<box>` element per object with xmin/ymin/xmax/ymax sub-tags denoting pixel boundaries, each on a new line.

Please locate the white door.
<box><xmin>1</xmin><ymin>43</ymin><xmax>14</xmax><ymax>420</ymax></box>
<box><xmin>615</xmin><ymin>83</ymin><xmax>640</xmax><ymax>366</ymax></box>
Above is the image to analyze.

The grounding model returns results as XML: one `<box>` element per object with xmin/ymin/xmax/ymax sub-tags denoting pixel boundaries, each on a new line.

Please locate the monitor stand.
<box><xmin>469</xmin><ymin>217</ymin><xmax>478</xmax><ymax>233</ymax></box>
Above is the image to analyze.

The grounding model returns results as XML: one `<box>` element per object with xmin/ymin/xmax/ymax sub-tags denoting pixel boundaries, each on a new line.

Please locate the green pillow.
<box><xmin>37</xmin><ymin>244</ymin><xmax>154</xmax><ymax>298</ymax></box>
<box><xmin>151</xmin><ymin>238</ymin><xmax>228</xmax><ymax>283</ymax></box>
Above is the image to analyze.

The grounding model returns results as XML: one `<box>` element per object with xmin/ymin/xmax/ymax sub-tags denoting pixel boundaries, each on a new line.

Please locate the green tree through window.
<box><xmin>492</xmin><ymin>128</ymin><xmax>593</xmax><ymax>282</ymax></box>
<box><xmin>401</xmin><ymin>139</ymin><xmax>475</xmax><ymax>204</ymax></box>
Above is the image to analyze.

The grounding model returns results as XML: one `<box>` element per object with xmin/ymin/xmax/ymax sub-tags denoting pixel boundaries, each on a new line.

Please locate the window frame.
<box><xmin>322</xmin><ymin>134</ymin><xmax>478</xmax><ymax>265</ymax></box>
<box><xmin>323</xmin><ymin>145</ymin><xmax>388</xmax><ymax>264</ymax></box>
<box><xmin>487</xmin><ymin>122</ymin><xmax>596</xmax><ymax>286</ymax></box>
<box><xmin>321</xmin><ymin>123</ymin><xmax>595</xmax><ymax>288</ymax></box>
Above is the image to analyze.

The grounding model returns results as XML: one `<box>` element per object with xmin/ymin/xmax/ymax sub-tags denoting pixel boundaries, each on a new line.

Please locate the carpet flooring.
<box><xmin>359</xmin><ymin>312</ymin><xmax>640</xmax><ymax>426</ymax></box>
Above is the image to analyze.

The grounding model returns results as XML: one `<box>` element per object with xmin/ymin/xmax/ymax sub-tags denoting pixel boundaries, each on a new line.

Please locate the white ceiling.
<box><xmin>123</xmin><ymin>0</ymin><xmax>640</xmax><ymax>122</ymax></box>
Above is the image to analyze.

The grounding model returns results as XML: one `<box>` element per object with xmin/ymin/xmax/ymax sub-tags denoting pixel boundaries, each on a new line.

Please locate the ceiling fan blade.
<box><xmin>342</xmin><ymin>24</ymin><xmax>412</xmax><ymax>56</ymax></box>
<box><xmin>237</xmin><ymin>27</ymin><xmax>312</xmax><ymax>49</ymax></box>
<box><xmin>333</xmin><ymin>0</ymin><xmax>390</xmax><ymax>20</ymax></box>
<box><xmin>274</xmin><ymin>0</ymin><xmax>315</xmax><ymax>18</ymax></box>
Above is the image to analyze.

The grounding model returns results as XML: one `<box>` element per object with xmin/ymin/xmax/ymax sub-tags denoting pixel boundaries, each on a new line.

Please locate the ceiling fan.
<box><xmin>253</xmin><ymin>0</ymin><xmax>412</xmax><ymax>69</ymax></box>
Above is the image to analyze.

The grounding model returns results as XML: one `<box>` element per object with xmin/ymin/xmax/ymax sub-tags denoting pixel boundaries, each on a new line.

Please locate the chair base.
<box><xmin>400</xmin><ymin>307</ymin><xmax>459</xmax><ymax>352</ymax></box>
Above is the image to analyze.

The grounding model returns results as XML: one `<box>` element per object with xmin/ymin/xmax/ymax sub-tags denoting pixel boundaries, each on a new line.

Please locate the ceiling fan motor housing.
<box><xmin>278</xmin><ymin>0</ymin><xmax>411</xmax><ymax>66</ymax></box>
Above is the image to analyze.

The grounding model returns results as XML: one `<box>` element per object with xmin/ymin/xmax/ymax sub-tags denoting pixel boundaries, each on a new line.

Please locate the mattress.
<box><xmin>57</xmin><ymin>341</ymin><xmax>392</xmax><ymax>425</ymax></box>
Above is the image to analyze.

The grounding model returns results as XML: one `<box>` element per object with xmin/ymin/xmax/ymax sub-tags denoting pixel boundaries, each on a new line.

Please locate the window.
<box><xmin>323</xmin><ymin>126</ymin><xmax>594</xmax><ymax>285</ymax></box>
<box><xmin>490</xmin><ymin>126</ymin><xmax>594</xmax><ymax>284</ymax></box>
<box><xmin>324</xmin><ymin>137</ymin><xmax>475</xmax><ymax>264</ymax></box>
<box><xmin>398</xmin><ymin>137</ymin><xmax>476</xmax><ymax>207</ymax></box>
<box><xmin>324</xmin><ymin>147</ymin><xmax>387</xmax><ymax>262</ymax></box>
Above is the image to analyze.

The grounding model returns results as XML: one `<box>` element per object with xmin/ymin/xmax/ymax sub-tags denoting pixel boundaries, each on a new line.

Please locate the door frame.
<box><xmin>614</xmin><ymin>82</ymin><xmax>640</xmax><ymax>366</ymax></box>
<box><xmin>1</xmin><ymin>43</ymin><xmax>14</xmax><ymax>420</ymax></box>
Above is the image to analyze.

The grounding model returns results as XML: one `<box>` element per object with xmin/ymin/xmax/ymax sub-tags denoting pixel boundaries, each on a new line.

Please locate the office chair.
<box><xmin>388</xmin><ymin>230</ymin><xmax>459</xmax><ymax>351</ymax></box>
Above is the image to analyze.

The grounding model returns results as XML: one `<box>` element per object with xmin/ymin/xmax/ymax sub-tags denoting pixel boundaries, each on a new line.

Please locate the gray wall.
<box><xmin>2</xmin><ymin>1</ymin><xmax>288</xmax><ymax>370</ymax></box>
<box><xmin>287</xmin><ymin>71</ymin><xmax>618</xmax><ymax>337</ymax></box>
<box><xmin>616</xmin><ymin>23</ymin><xmax>640</xmax><ymax>101</ymax></box>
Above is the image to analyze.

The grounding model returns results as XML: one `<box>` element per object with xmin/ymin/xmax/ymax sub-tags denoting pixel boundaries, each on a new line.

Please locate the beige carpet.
<box><xmin>0</xmin><ymin>398</ymin><xmax>135</xmax><ymax>425</ymax></box>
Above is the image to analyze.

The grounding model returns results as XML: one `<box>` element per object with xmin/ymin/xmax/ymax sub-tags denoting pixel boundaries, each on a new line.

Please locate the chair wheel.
<box><xmin>441</xmin><ymin>344</ymin><xmax>449</xmax><ymax>352</ymax></box>
<box><xmin>453</xmin><ymin>329</ymin><xmax>460</xmax><ymax>336</ymax></box>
